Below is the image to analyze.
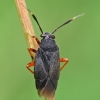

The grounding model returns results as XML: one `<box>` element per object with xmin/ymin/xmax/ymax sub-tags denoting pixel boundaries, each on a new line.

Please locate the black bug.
<box><xmin>21</xmin><ymin>4</ymin><xmax>84</xmax><ymax>100</ymax></box>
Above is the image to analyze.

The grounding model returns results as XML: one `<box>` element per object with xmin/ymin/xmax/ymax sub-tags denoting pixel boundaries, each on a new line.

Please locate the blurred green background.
<box><xmin>0</xmin><ymin>0</ymin><xmax>100</xmax><ymax>100</ymax></box>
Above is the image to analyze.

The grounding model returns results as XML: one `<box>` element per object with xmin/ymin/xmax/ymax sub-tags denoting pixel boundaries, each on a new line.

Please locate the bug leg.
<box><xmin>32</xmin><ymin>36</ymin><xmax>41</xmax><ymax>45</ymax></box>
<box><xmin>27</xmin><ymin>48</ymin><xmax>37</xmax><ymax>60</ymax></box>
<box><xmin>27</xmin><ymin>48</ymin><xmax>36</xmax><ymax>74</ymax></box>
<box><xmin>60</xmin><ymin>58</ymin><xmax>68</xmax><ymax>71</ymax></box>
<box><xmin>26</xmin><ymin>62</ymin><xmax>34</xmax><ymax>74</ymax></box>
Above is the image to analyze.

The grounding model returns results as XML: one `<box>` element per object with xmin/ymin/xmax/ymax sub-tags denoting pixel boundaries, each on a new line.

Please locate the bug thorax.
<box><xmin>40</xmin><ymin>32</ymin><xmax>59</xmax><ymax>51</ymax></box>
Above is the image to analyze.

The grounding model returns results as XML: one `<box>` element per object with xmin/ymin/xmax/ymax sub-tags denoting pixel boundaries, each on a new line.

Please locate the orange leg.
<box><xmin>26</xmin><ymin>36</ymin><xmax>40</xmax><ymax>74</ymax></box>
<box><xmin>27</xmin><ymin>48</ymin><xmax>37</xmax><ymax>60</ymax></box>
<box><xmin>26</xmin><ymin>62</ymin><xmax>34</xmax><ymax>74</ymax></box>
<box><xmin>60</xmin><ymin>58</ymin><xmax>68</xmax><ymax>71</ymax></box>
<box><xmin>32</xmin><ymin>36</ymin><xmax>41</xmax><ymax>45</ymax></box>
<box><xmin>27</xmin><ymin>35</ymin><xmax>40</xmax><ymax>60</ymax></box>
<box><xmin>27</xmin><ymin>48</ymin><xmax>37</xmax><ymax>74</ymax></box>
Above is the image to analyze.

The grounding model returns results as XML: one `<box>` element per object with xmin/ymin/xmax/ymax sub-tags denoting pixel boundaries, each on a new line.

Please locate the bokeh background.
<box><xmin>0</xmin><ymin>0</ymin><xmax>100</xmax><ymax>100</ymax></box>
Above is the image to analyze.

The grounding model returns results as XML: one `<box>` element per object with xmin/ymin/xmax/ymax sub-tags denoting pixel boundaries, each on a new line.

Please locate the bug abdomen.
<box><xmin>37</xmin><ymin>76</ymin><xmax>57</xmax><ymax>99</ymax></box>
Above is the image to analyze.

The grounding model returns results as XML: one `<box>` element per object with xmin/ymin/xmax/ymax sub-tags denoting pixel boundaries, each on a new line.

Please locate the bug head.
<box><xmin>40</xmin><ymin>32</ymin><xmax>55</xmax><ymax>39</ymax></box>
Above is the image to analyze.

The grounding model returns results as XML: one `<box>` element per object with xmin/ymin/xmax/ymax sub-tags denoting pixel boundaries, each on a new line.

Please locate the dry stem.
<box><xmin>15</xmin><ymin>0</ymin><xmax>39</xmax><ymax>57</ymax></box>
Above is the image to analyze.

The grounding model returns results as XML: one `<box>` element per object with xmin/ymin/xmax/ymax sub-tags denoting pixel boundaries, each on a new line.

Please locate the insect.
<box><xmin>21</xmin><ymin>4</ymin><xmax>84</xmax><ymax>100</ymax></box>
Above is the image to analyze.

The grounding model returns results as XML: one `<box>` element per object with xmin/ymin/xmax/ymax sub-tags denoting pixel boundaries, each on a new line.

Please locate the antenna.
<box><xmin>52</xmin><ymin>13</ymin><xmax>85</xmax><ymax>34</ymax></box>
<box><xmin>20</xmin><ymin>3</ymin><xmax>43</xmax><ymax>34</ymax></box>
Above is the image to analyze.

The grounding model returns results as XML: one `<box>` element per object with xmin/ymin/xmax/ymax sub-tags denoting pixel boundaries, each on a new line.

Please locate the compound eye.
<box><xmin>49</xmin><ymin>35</ymin><xmax>55</xmax><ymax>39</ymax></box>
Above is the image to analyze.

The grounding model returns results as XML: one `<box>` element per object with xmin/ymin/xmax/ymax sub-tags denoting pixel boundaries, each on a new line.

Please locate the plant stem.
<box><xmin>15</xmin><ymin>0</ymin><xmax>39</xmax><ymax>57</ymax></box>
